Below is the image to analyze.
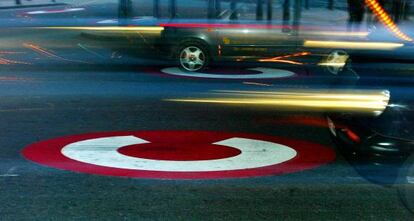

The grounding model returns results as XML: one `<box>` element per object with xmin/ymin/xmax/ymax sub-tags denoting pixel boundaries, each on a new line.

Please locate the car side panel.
<box><xmin>217</xmin><ymin>28</ymin><xmax>298</xmax><ymax>58</ymax></box>
<box><xmin>160</xmin><ymin>27</ymin><xmax>218</xmax><ymax>59</ymax></box>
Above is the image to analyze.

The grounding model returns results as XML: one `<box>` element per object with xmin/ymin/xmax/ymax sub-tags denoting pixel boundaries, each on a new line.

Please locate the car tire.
<box><xmin>398</xmin><ymin>153</ymin><xmax>414</xmax><ymax>213</ymax></box>
<box><xmin>177</xmin><ymin>41</ymin><xmax>210</xmax><ymax>72</ymax></box>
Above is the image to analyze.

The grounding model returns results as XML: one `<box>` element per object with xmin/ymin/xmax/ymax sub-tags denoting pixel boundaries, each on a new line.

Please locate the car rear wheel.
<box><xmin>178</xmin><ymin>42</ymin><xmax>209</xmax><ymax>72</ymax></box>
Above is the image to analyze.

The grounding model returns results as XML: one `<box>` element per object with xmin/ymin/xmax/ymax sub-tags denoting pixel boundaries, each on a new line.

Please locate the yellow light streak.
<box><xmin>318</xmin><ymin>62</ymin><xmax>346</xmax><ymax>67</ymax></box>
<box><xmin>301</xmin><ymin>31</ymin><xmax>370</xmax><ymax>37</ymax></box>
<box><xmin>304</xmin><ymin>40</ymin><xmax>404</xmax><ymax>50</ymax></box>
<box><xmin>258</xmin><ymin>52</ymin><xmax>310</xmax><ymax>64</ymax></box>
<box><xmin>166</xmin><ymin>90</ymin><xmax>390</xmax><ymax>115</ymax></box>
<box><xmin>258</xmin><ymin>59</ymin><xmax>303</xmax><ymax>65</ymax></box>
<box><xmin>168</xmin><ymin>98</ymin><xmax>386</xmax><ymax>109</ymax></box>
<box><xmin>214</xmin><ymin>90</ymin><xmax>389</xmax><ymax>101</ymax></box>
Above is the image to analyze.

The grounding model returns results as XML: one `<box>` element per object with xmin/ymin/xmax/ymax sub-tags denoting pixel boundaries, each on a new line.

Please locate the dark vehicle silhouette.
<box><xmin>327</xmin><ymin>66</ymin><xmax>414</xmax><ymax>213</ymax></box>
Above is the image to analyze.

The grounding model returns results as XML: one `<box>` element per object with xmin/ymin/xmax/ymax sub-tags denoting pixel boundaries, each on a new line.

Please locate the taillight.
<box><xmin>344</xmin><ymin>128</ymin><xmax>361</xmax><ymax>143</ymax></box>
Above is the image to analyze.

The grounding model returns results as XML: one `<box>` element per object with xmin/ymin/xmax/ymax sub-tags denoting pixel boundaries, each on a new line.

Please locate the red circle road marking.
<box><xmin>21</xmin><ymin>131</ymin><xmax>336</xmax><ymax>179</ymax></box>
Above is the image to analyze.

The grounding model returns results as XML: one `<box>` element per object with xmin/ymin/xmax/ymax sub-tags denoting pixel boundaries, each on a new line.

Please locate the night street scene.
<box><xmin>1</xmin><ymin>0</ymin><xmax>414</xmax><ymax>220</ymax></box>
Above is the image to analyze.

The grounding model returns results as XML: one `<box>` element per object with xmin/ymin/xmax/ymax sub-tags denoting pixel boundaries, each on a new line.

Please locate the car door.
<box><xmin>217</xmin><ymin>22</ymin><xmax>298</xmax><ymax>60</ymax></box>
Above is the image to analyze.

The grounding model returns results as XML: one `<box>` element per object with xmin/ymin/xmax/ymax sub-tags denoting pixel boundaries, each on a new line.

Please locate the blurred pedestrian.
<box><xmin>118</xmin><ymin>0</ymin><xmax>132</xmax><ymax>26</ymax></box>
<box><xmin>282</xmin><ymin>0</ymin><xmax>290</xmax><ymax>32</ymax></box>
<box><xmin>347</xmin><ymin>0</ymin><xmax>365</xmax><ymax>31</ymax></box>
<box><xmin>392</xmin><ymin>0</ymin><xmax>404</xmax><ymax>23</ymax></box>
<box><xmin>403</xmin><ymin>1</ymin><xmax>411</xmax><ymax>20</ymax></box>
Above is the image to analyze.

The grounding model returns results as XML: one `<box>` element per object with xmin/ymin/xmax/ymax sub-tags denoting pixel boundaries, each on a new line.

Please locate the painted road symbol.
<box><xmin>62</xmin><ymin>136</ymin><xmax>296</xmax><ymax>171</ymax></box>
<box><xmin>22</xmin><ymin>131</ymin><xmax>335</xmax><ymax>179</ymax></box>
<box><xmin>160</xmin><ymin>67</ymin><xmax>296</xmax><ymax>79</ymax></box>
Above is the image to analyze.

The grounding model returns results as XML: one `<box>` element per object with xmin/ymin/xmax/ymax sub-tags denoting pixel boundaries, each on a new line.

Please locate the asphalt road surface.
<box><xmin>1</xmin><ymin>3</ymin><xmax>413</xmax><ymax>221</ymax></box>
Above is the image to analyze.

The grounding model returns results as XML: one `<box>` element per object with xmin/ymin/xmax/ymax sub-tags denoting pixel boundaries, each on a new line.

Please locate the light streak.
<box><xmin>166</xmin><ymin>89</ymin><xmax>390</xmax><ymax>115</ymax></box>
<box><xmin>318</xmin><ymin>62</ymin><xmax>347</xmax><ymax>67</ymax></box>
<box><xmin>77</xmin><ymin>43</ymin><xmax>105</xmax><ymax>58</ymax></box>
<box><xmin>259</xmin><ymin>60</ymin><xmax>303</xmax><ymax>65</ymax></box>
<box><xmin>0</xmin><ymin>76</ymin><xmax>33</xmax><ymax>81</ymax></box>
<box><xmin>258</xmin><ymin>52</ymin><xmax>310</xmax><ymax>64</ymax></box>
<box><xmin>243</xmin><ymin>82</ymin><xmax>273</xmax><ymax>87</ymax></box>
<box><xmin>23</xmin><ymin>43</ymin><xmax>63</xmax><ymax>59</ymax></box>
<box><xmin>0</xmin><ymin>50</ymin><xmax>30</xmax><ymax>65</ymax></box>
<box><xmin>304</xmin><ymin>40</ymin><xmax>404</xmax><ymax>50</ymax></box>
<box><xmin>0</xmin><ymin>51</ymin><xmax>23</xmax><ymax>55</ymax></box>
<box><xmin>365</xmin><ymin>0</ymin><xmax>413</xmax><ymax>42</ymax></box>
<box><xmin>301</xmin><ymin>31</ymin><xmax>369</xmax><ymax>37</ymax></box>
<box><xmin>23</xmin><ymin>43</ymin><xmax>90</xmax><ymax>63</ymax></box>
<box><xmin>0</xmin><ymin>58</ymin><xmax>11</xmax><ymax>65</ymax></box>
<box><xmin>0</xmin><ymin>58</ymin><xmax>30</xmax><ymax>65</ymax></box>
<box><xmin>25</xmin><ymin>8</ymin><xmax>85</xmax><ymax>15</ymax></box>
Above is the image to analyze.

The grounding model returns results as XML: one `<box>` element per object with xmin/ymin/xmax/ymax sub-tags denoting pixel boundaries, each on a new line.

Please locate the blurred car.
<box><xmin>158</xmin><ymin>18</ymin><xmax>354</xmax><ymax>73</ymax></box>
<box><xmin>327</xmin><ymin>67</ymin><xmax>414</xmax><ymax>212</ymax></box>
